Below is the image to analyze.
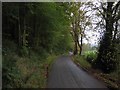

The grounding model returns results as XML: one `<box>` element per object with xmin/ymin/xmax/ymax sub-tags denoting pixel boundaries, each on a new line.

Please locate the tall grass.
<box><xmin>73</xmin><ymin>55</ymin><xmax>91</xmax><ymax>69</ymax></box>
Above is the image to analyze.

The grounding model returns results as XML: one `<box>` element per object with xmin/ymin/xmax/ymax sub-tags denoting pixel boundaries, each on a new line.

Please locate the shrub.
<box><xmin>74</xmin><ymin>55</ymin><xmax>91</xmax><ymax>69</ymax></box>
<box><xmin>93</xmin><ymin>47</ymin><xmax>118</xmax><ymax>73</ymax></box>
<box><xmin>19</xmin><ymin>46</ymin><xmax>29</xmax><ymax>57</ymax></box>
<box><xmin>2</xmin><ymin>39</ymin><xmax>17</xmax><ymax>55</ymax></box>
<box><xmin>84</xmin><ymin>51</ymin><xmax>97</xmax><ymax>64</ymax></box>
<box><xmin>2</xmin><ymin>40</ymin><xmax>23</xmax><ymax>88</ymax></box>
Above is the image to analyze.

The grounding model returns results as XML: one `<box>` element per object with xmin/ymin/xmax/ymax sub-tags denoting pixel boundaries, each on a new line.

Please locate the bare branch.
<box><xmin>112</xmin><ymin>0</ymin><xmax>120</xmax><ymax>19</ymax></box>
<box><xmin>93</xmin><ymin>7</ymin><xmax>106</xmax><ymax>20</ymax></box>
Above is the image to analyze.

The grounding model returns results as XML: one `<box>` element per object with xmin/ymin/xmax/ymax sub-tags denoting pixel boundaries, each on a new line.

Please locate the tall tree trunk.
<box><xmin>22</xmin><ymin>3</ymin><xmax>27</xmax><ymax>47</ymax></box>
<box><xmin>74</xmin><ymin>40</ymin><xmax>78</xmax><ymax>55</ymax></box>
<box><xmin>79</xmin><ymin>34</ymin><xmax>83</xmax><ymax>55</ymax></box>
<box><xmin>18</xmin><ymin>4</ymin><xmax>22</xmax><ymax>47</ymax></box>
<box><xmin>72</xmin><ymin>18</ymin><xmax>78</xmax><ymax>55</ymax></box>
<box><xmin>113</xmin><ymin>21</ymin><xmax>118</xmax><ymax>41</ymax></box>
<box><xmin>74</xmin><ymin>31</ymin><xmax>78</xmax><ymax>55</ymax></box>
<box><xmin>96</xmin><ymin>2</ymin><xmax>115</xmax><ymax>72</ymax></box>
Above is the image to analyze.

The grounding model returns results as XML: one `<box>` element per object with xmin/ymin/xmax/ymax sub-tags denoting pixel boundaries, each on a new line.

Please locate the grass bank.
<box><xmin>2</xmin><ymin>40</ymin><xmax>58</xmax><ymax>88</ymax></box>
<box><xmin>73</xmin><ymin>55</ymin><xmax>119</xmax><ymax>89</ymax></box>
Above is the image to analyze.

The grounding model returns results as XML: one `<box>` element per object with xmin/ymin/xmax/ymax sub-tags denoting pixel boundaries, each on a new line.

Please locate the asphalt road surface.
<box><xmin>47</xmin><ymin>56</ymin><xmax>108</xmax><ymax>88</ymax></box>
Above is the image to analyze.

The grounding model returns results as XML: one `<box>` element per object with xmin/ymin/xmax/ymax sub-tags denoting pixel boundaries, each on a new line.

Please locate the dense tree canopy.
<box><xmin>2</xmin><ymin>2</ymin><xmax>72</xmax><ymax>54</ymax></box>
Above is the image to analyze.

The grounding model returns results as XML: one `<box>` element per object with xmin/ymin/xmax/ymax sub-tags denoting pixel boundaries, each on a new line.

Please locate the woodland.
<box><xmin>2</xmin><ymin>1</ymin><xmax>120</xmax><ymax>88</ymax></box>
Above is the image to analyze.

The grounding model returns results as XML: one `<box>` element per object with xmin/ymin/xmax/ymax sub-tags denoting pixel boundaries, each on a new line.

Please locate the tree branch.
<box><xmin>112</xmin><ymin>0</ymin><xmax>120</xmax><ymax>19</ymax></box>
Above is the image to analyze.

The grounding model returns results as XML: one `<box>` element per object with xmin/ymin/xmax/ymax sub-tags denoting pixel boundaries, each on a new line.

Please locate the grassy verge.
<box><xmin>73</xmin><ymin>55</ymin><xmax>119</xmax><ymax>89</ymax></box>
<box><xmin>73</xmin><ymin>55</ymin><xmax>91</xmax><ymax>69</ymax></box>
<box><xmin>2</xmin><ymin>40</ymin><xmax>59</xmax><ymax>88</ymax></box>
<box><xmin>3</xmin><ymin>51</ymin><xmax>58</xmax><ymax>88</ymax></box>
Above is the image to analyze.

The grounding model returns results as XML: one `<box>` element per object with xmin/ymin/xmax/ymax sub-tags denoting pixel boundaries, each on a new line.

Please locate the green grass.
<box><xmin>73</xmin><ymin>55</ymin><xmax>91</xmax><ymax>69</ymax></box>
<box><xmin>45</xmin><ymin>54</ymin><xmax>58</xmax><ymax>71</ymax></box>
<box><xmin>3</xmin><ymin>51</ymin><xmax>58</xmax><ymax>88</ymax></box>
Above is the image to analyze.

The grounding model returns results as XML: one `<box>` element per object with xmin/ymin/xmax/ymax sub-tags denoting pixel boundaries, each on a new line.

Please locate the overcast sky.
<box><xmin>81</xmin><ymin>0</ymin><xmax>102</xmax><ymax>46</ymax></box>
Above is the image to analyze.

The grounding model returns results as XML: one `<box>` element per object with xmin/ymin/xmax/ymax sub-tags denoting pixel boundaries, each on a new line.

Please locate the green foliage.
<box><xmin>19</xmin><ymin>46</ymin><xmax>29</xmax><ymax>57</ymax></box>
<box><xmin>2</xmin><ymin>2</ymin><xmax>120</xmax><ymax>88</ymax></box>
<box><xmin>94</xmin><ymin>2</ymin><xmax>120</xmax><ymax>73</ymax></box>
<box><xmin>3</xmin><ymin>2</ymin><xmax>72</xmax><ymax>54</ymax></box>
<box><xmin>2</xmin><ymin>40</ymin><xmax>21</xmax><ymax>88</ymax></box>
<box><xmin>2</xmin><ymin>39</ymin><xmax>59</xmax><ymax>88</ymax></box>
<box><xmin>84</xmin><ymin>51</ymin><xmax>97</xmax><ymax>64</ymax></box>
<box><xmin>74</xmin><ymin>55</ymin><xmax>119</xmax><ymax>88</ymax></box>
<box><xmin>2</xmin><ymin>39</ymin><xmax>17</xmax><ymax>54</ymax></box>
<box><xmin>74</xmin><ymin>55</ymin><xmax>91</xmax><ymax>69</ymax></box>
<box><xmin>2</xmin><ymin>2</ymin><xmax>73</xmax><ymax>88</ymax></box>
<box><xmin>94</xmin><ymin>45</ymin><xmax>117</xmax><ymax>73</ymax></box>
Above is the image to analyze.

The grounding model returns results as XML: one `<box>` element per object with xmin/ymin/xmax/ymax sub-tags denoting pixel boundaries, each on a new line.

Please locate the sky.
<box><xmin>81</xmin><ymin>1</ymin><xmax>101</xmax><ymax>46</ymax></box>
<box><xmin>83</xmin><ymin>30</ymin><xmax>100</xmax><ymax>46</ymax></box>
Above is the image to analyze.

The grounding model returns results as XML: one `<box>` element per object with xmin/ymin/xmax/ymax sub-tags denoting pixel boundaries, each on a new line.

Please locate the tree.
<box><xmin>64</xmin><ymin>2</ymin><xmax>91</xmax><ymax>55</ymax></box>
<box><xmin>2</xmin><ymin>2</ymin><xmax>73</xmax><ymax>87</ymax></box>
<box><xmin>2</xmin><ymin>2</ymin><xmax>72</xmax><ymax>54</ymax></box>
<box><xmin>93</xmin><ymin>1</ymin><xmax>120</xmax><ymax>73</ymax></box>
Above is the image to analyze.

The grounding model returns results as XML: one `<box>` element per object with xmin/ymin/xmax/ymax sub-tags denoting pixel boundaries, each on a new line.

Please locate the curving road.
<box><xmin>47</xmin><ymin>56</ymin><xmax>108</xmax><ymax>88</ymax></box>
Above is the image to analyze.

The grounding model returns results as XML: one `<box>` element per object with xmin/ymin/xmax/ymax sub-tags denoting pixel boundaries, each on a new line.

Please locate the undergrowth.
<box><xmin>2</xmin><ymin>39</ymin><xmax>58</xmax><ymax>88</ymax></box>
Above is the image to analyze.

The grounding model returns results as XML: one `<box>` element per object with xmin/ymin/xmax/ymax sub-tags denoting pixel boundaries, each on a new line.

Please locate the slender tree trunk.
<box><xmin>76</xmin><ymin>35</ymin><xmax>82</xmax><ymax>55</ymax></box>
<box><xmin>113</xmin><ymin>21</ymin><xmax>118</xmax><ymax>41</ymax></box>
<box><xmin>74</xmin><ymin>40</ymin><xmax>78</xmax><ymax>55</ymax></box>
<box><xmin>72</xmin><ymin>18</ymin><xmax>78</xmax><ymax>55</ymax></box>
<box><xmin>18</xmin><ymin>4</ymin><xmax>22</xmax><ymax>47</ymax></box>
<box><xmin>74</xmin><ymin>29</ymin><xmax>78</xmax><ymax>55</ymax></box>
<box><xmin>22</xmin><ymin>3</ymin><xmax>27</xmax><ymax>47</ymax></box>
<box><xmin>80</xmin><ymin>34</ymin><xmax>83</xmax><ymax>55</ymax></box>
<box><xmin>19</xmin><ymin>3</ymin><xmax>25</xmax><ymax>46</ymax></box>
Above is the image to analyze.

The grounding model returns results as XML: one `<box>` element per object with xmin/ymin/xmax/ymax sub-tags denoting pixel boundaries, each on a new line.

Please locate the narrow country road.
<box><xmin>47</xmin><ymin>56</ymin><xmax>108</xmax><ymax>88</ymax></box>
